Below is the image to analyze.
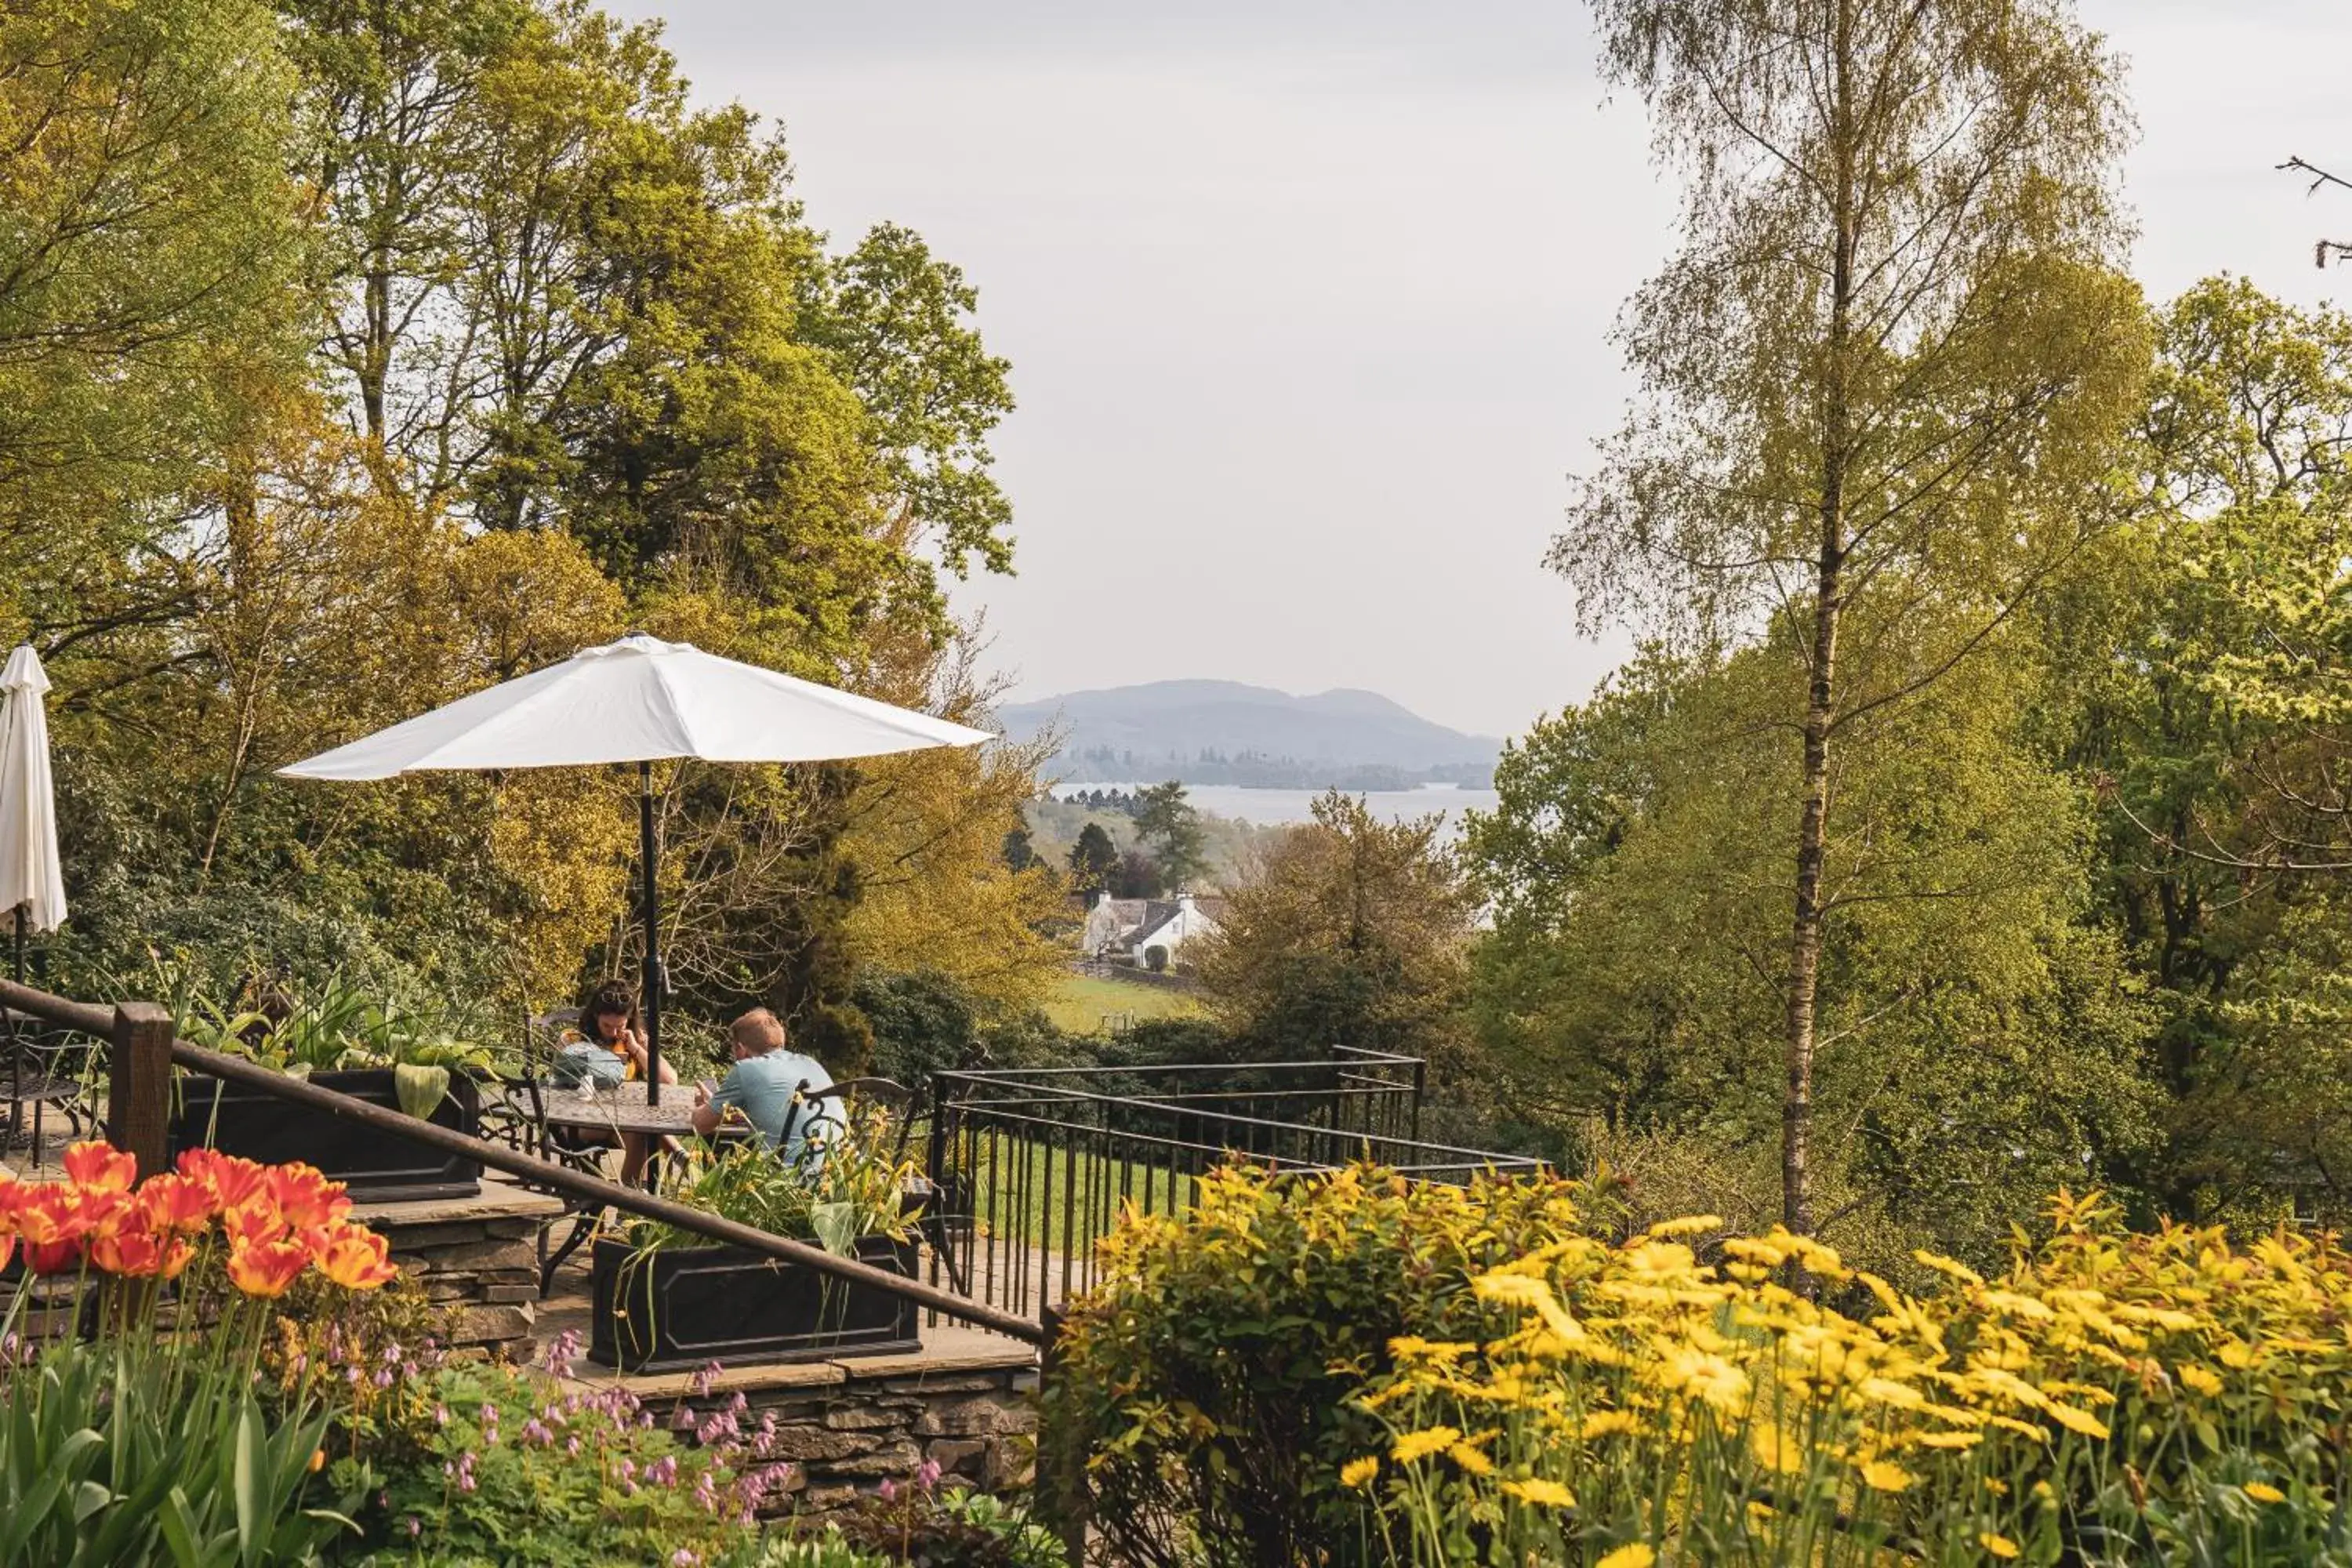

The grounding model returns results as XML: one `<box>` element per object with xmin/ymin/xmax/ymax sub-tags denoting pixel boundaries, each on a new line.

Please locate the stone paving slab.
<box><xmin>350</xmin><ymin>1173</ymin><xmax>567</xmax><ymax>1225</ymax></box>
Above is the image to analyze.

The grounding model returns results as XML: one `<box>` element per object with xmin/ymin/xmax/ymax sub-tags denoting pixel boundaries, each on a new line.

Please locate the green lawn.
<box><xmin>1042</xmin><ymin>969</ymin><xmax>1205</xmax><ymax>1036</ymax></box>
<box><xmin>964</xmin><ymin>1138</ymin><xmax>1198</xmax><ymax>1250</ymax></box>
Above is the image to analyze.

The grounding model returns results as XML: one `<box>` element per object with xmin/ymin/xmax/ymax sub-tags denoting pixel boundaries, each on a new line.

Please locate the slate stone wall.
<box><xmin>353</xmin><ymin>1178</ymin><xmax>565</xmax><ymax>1361</ymax></box>
<box><xmin>608</xmin><ymin>1348</ymin><xmax>1041</xmax><ymax>1515</ymax></box>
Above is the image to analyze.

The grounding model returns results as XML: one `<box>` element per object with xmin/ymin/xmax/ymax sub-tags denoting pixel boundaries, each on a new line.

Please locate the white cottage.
<box><xmin>1077</xmin><ymin>890</ymin><xmax>1225</xmax><ymax>965</ymax></box>
<box><xmin>1127</xmin><ymin>894</ymin><xmax>1218</xmax><ymax>967</ymax></box>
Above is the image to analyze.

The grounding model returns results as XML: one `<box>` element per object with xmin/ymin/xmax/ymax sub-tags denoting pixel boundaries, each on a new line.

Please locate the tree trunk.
<box><xmin>1783</xmin><ymin>570</ymin><xmax>1840</xmax><ymax>1239</ymax></box>
<box><xmin>1784</xmin><ymin>0</ymin><xmax>1857</xmax><ymax>1243</ymax></box>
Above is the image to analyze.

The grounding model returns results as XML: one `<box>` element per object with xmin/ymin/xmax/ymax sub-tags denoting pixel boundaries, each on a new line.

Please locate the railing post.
<box><xmin>1410</xmin><ymin>1055</ymin><xmax>1425</xmax><ymax>1145</ymax></box>
<box><xmin>107</xmin><ymin>1001</ymin><xmax>174</xmax><ymax>1181</ymax></box>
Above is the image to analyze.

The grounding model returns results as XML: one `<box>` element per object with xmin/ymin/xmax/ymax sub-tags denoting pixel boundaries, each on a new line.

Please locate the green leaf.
<box><xmin>230</xmin><ymin>1399</ymin><xmax>262</xmax><ymax>1564</ymax></box>
<box><xmin>394</xmin><ymin>1062</ymin><xmax>451</xmax><ymax>1120</ymax></box>
<box><xmin>810</xmin><ymin>1200</ymin><xmax>859</xmax><ymax>1257</ymax></box>
<box><xmin>158</xmin><ymin>1490</ymin><xmax>201</xmax><ymax>1568</ymax></box>
<box><xmin>71</xmin><ymin>1479</ymin><xmax>113</xmax><ymax>1523</ymax></box>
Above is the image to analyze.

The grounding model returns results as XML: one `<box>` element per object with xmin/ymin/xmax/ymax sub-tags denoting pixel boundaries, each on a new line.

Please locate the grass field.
<box><xmin>1043</xmin><ymin>969</ymin><xmax>1205</xmax><ymax>1036</ymax></box>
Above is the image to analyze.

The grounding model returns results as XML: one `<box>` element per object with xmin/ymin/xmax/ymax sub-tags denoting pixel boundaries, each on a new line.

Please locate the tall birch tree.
<box><xmin>1555</xmin><ymin>0</ymin><xmax>2150</xmax><ymax>1236</ymax></box>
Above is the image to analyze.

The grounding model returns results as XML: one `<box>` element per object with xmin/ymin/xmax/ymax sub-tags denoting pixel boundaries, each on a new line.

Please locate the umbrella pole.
<box><xmin>639</xmin><ymin>760</ymin><xmax>662</xmax><ymax>1105</ymax></box>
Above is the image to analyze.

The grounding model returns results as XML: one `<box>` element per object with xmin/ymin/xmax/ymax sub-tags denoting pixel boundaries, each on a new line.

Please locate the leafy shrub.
<box><xmin>716</xmin><ymin>1534</ymin><xmax>894</xmax><ymax>1568</ymax></box>
<box><xmin>1099</xmin><ymin>1018</ymin><xmax>1229</xmax><ymax>1069</ymax></box>
<box><xmin>1142</xmin><ymin>944</ymin><xmax>1169</xmax><ymax>973</ymax></box>
<box><xmin>1357</xmin><ymin>1191</ymin><xmax>2352</xmax><ymax>1566</ymax></box>
<box><xmin>828</xmin><ymin>1470</ymin><xmax>1068</xmax><ymax>1567</ymax></box>
<box><xmin>856</xmin><ymin>969</ymin><xmax>982</xmax><ymax>1083</ymax></box>
<box><xmin>855</xmin><ymin>971</ymin><xmax>1089</xmax><ymax>1083</ymax></box>
<box><xmin>1041</xmin><ymin>1164</ymin><xmax>1606</xmax><ymax>1568</ymax></box>
<box><xmin>363</xmin><ymin>1344</ymin><xmax>795</xmax><ymax>1567</ymax></box>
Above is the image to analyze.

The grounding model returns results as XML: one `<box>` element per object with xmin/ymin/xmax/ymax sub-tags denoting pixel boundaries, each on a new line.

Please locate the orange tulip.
<box><xmin>177</xmin><ymin>1149</ymin><xmax>269</xmax><ymax>1210</ymax></box>
<box><xmin>226</xmin><ymin>1236</ymin><xmax>310</xmax><ymax>1298</ymax></box>
<box><xmin>137</xmin><ymin>1174</ymin><xmax>216</xmax><ymax>1235</ymax></box>
<box><xmin>62</xmin><ymin>1142</ymin><xmax>137</xmax><ymax>1195</ymax></box>
<box><xmin>318</xmin><ymin>1226</ymin><xmax>399</xmax><ymax>1290</ymax></box>
<box><xmin>266</xmin><ymin>1164</ymin><xmax>350</xmax><ymax>1230</ymax></box>
<box><xmin>77</xmin><ymin>1188</ymin><xmax>136</xmax><ymax>1247</ymax></box>
<box><xmin>14</xmin><ymin>1185</ymin><xmax>87</xmax><ymax>1275</ymax></box>
<box><xmin>223</xmin><ymin>1196</ymin><xmax>291</xmax><ymax>1250</ymax></box>
<box><xmin>23</xmin><ymin>1236</ymin><xmax>82</xmax><ymax>1275</ymax></box>
<box><xmin>0</xmin><ymin>1232</ymin><xmax>12</xmax><ymax>1273</ymax></box>
<box><xmin>90</xmin><ymin>1225</ymin><xmax>166</xmax><ymax>1277</ymax></box>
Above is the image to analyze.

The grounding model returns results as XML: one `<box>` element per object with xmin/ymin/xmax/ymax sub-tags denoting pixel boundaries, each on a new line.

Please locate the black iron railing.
<box><xmin>923</xmin><ymin>1051</ymin><xmax>1546</xmax><ymax>1322</ymax></box>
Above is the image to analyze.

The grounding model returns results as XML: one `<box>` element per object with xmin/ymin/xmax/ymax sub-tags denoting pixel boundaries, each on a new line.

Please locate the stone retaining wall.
<box><xmin>586</xmin><ymin>1342</ymin><xmax>1040</xmax><ymax>1515</ymax></box>
<box><xmin>352</xmin><ymin>1177</ymin><xmax>566</xmax><ymax>1362</ymax></box>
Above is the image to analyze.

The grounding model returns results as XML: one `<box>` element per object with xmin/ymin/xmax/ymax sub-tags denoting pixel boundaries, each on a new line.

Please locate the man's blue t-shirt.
<box><xmin>709</xmin><ymin>1050</ymin><xmax>833</xmax><ymax>1163</ymax></box>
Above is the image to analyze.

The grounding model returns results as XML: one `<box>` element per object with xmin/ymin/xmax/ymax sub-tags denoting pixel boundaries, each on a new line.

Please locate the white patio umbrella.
<box><xmin>0</xmin><ymin>644</ymin><xmax>67</xmax><ymax>982</ymax></box>
<box><xmin>281</xmin><ymin>632</ymin><xmax>993</xmax><ymax>1098</ymax></box>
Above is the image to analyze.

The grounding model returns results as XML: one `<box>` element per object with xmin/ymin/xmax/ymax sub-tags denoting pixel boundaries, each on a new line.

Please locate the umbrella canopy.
<box><xmin>280</xmin><ymin>633</ymin><xmax>993</xmax><ymax>1106</ymax></box>
<box><xmin>0</xmin><ymin>644</ymin><xmax>67</xmax><ymax>941</ymax></box>
<box><xmin>280</xmin><ymin>632</ymin><xmax>991</xmax><ymax>780</ymax></box>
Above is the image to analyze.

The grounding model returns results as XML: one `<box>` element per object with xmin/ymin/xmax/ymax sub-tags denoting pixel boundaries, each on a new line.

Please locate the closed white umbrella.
<box><xmin>0</xmin><ymin>644</ymin><xmax>67</xmax><ymax>978</ymax></box>
<box><xmin>281</xmin><ymin>632</ymin><xmax>993</xmax><ymax>1097</ymax></box>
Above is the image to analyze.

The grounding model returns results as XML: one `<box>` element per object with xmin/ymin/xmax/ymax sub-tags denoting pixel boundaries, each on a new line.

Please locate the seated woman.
<box><xmin>690</xmin><ymin>1007</ymin><xmax>833</xmax><ymax>1167</ymax></box>
<box><xmin>551</xmin><ymin>979</ymin><xmax>676</xmax><ymax>1185</ymax></box>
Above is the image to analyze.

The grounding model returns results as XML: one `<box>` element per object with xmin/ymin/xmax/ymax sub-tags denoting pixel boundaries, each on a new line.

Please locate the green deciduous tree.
<box><xmin>2039</xmin><ymin>277</ymin><xmax>2352</xmax><ymax>1225</ymax></box>
<box><xmin>23</xmin><ymin>0</ymin><xmax>1044</xmax><ymax>1043</ymax></box>
<box><xmin>1559</xmin><ymin>0</ymin><xmax>2151</xmax><ymax>1236</ymax></box>
<box><xmin>1196</xmin><ymin>791</ymin><xmax>1477</xmax><ymax>1068</ymax></box>
<box><xmin>0</xmin><ymin>0</ymin><xmax>307</xmax><ymax>648</ymax></box>
<box><xmin>797</xmin><ymin>221</ymin><xmax>1017</xmax><ymax>579</ymax></box>
<box><xmin>1467</xmin><ymin>643</ymin><xmax>2160</xmax><ymax>1275</ymax></box>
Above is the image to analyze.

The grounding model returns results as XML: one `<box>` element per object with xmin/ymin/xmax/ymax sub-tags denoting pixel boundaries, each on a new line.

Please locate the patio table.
<box><xmin>532</xmin><ymin>1083</ymin><xmax>703</xmax><ymax>1141</ymax></box>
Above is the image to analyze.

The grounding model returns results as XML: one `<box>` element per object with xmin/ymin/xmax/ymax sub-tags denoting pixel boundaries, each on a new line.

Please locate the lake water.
<box><xmin>1047</xmin><ymin>782</ymin><xmax>1501</xmax><ymax>832</ymax></box>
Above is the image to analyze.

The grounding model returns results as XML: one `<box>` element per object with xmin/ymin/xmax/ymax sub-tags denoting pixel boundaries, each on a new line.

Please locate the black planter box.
<box><xmin>169</xmin><ymin>1069</ymin><xmax>482</xmax><ymax>1202</ymax></box>
<box><xmin>588</xmin><ymin>1232</ymin><xmax>921</xmax><ymax>1372</ymax></box>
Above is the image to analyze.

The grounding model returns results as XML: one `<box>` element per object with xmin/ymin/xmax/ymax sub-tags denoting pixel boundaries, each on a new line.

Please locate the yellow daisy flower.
<box><xmin>1390</xmin><ymin>1426</ymin><xmax>1461</xmax><ymax>1465</ymax></box>
<box><xmin>1595</xmin><ymin>1547</ymin><xmax>1657</xmax><ymax>1568</ymax></box>
<box><xmin>1858</xmin><ymin>1459</ymin><xmax>1914</xmax><ymax>1494</ymax></box>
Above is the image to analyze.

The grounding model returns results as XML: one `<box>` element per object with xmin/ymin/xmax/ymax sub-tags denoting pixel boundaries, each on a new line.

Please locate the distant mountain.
<box><xmin>996</xmin><ymin>680</ymin><xmax>1501</xmax><ymax>788</ymax></box>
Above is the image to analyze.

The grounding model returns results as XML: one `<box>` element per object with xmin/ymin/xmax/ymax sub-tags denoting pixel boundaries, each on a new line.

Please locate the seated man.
<box><xmin>690</xmin><ymin>1007</ymin><xmax>833</xmax><ymax>1165</ymax></box>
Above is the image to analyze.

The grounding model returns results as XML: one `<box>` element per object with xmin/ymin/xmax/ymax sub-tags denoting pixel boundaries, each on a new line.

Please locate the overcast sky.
<box><xmin>604</xmin><ymin>1</ymin><xmax>2350</xmax><ymax>739</ymax></box>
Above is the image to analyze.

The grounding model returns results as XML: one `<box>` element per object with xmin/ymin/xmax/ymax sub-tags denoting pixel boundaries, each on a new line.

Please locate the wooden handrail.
<box><xmin>0</xmin><ymin>975</ymin><xmax>112</xmax><ymax>1036</ymax></box>
<box><xmin>0</xmin><ymin>977</ymin><xmax>1049</xmax><ymax>1346</ymax></box>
